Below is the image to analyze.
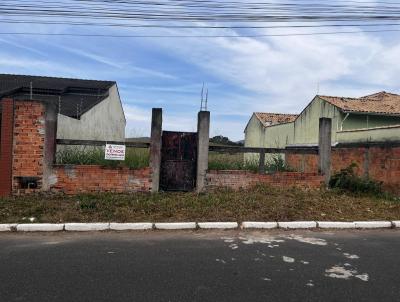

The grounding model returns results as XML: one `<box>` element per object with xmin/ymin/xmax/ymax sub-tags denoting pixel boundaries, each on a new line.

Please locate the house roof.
<box><xmin>318</xmin><ymin>91</ymin><xmax>400</xmax><ymax>115</ymax></box>
<box><xmin>0</xmin><ymin>74</ymin><xmax>115</xmax><ymax>118</ymax></box>
<box><xmin>254</xmin><ymin>112</ymin><xmax>298</xmax><ymax>127</ymax></box>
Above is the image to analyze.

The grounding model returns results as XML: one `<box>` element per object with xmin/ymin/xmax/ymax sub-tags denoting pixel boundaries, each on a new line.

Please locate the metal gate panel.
<box><xmin>160</xmin><ymin>131</ymin><xmax>197</xmax><ymax>191</ymax></box>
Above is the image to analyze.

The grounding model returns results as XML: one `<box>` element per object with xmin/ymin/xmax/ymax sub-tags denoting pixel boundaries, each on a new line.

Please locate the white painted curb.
<box><xmin>392</xmin><ymin>221</ymin><xmax>400</xmax><ymax>228</ymax></box>
<box><xmin>198</xmin><ymin>222</ymin><xmax>238</xmax><ymax>229</ymax></box>
<box><xmin>154</xmin><ymin>222</ymin><xmax>196</xmax><ymax>230</ymax></box>
<box><xmin>354</xmin><ymin>221</ymin><xmax>392</xmax><ymax>229</ymax></box>
<box><xmin>110</xmin><ymin>223</ymin><xmax>153</xmax><ymax>231</ymax></box>
<box><xmin>278</xmin><ymin>221</ymin><xmax>317</xmax><ymax>229</ymax></box>
<box><xmin>0</xmin><ymin>224</ymin><xmax>17</xmax><ymax>232</ymax></box>
<box><xmin>65</xmin><ymin>223</ymin><xmax>110</xmax><ymax>231</ymax></box>
<box><xmin>241</xmin><ymin>222</ymin><xmax>277</xmax><ymax>229</ymax></box>
<box><xmin>16</xmin><ymin>224</ymin><xmax>64</xmax><ymax>232</ymax></box>
<box><xmin>317</xmin><ymin>222</ymin><xmax>356</xmax><ymax>229</ymax></box>
<box><xmin>0</xmin><ymin>221</ymin><xmax>399</xmax><ymax>232</ymax></box>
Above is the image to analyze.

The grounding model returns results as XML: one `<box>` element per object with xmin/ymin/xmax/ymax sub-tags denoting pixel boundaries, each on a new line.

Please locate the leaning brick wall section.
<box><xmin>51</xmin><ymin>165</ymin><xmax>152</xmax><ymax>194</ymax></box>
<box><xmin>0</xmin><ymin>99</ymin><xmax>14</xmax><ymax>197</ymax></box>
<box><xmin>206</xmin><ymin>170</ymin><xmax>324</xmax><ymax>191</ymax></box>
<box><xmin>12</xmin><ymin>101</ymin><xmax>46</xmax><ymax>194</ymax></box>
<box><xmin>286</xmin><ymin>146</ymin><xmax>400</xmax><ymax>194</ymax></box>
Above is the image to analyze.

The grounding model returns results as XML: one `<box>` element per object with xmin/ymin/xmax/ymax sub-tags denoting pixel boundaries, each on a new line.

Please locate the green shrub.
<box><xmin>329</xmin><ymin>163</ymin><xmax>383</xmax><ymax>195</ymax></box>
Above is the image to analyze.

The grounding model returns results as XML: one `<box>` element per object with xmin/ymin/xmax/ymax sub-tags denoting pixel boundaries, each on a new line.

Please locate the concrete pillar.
<box><xmin>318</xmin><ymin>118</ymin><xmax>332</xmax><ymax>185</ymax></box>
<box><xmin>0</xmin><ymin>98</ymin><xmax>14</xmax><ymax>197</ymax></box>
<box><xmin>258</xmin><ymin>150</ymin><xmax>265</xmax><ymax>174</ymax></box>
<box><xmin>150</xmin><ymin>108</ymin><xmax>162</xmax><ymax>193</ymax></box>
<box><xmin>42</xmin><ymin>103</ymin><xmax>58</xmax><ymax>190</ymax></box>
<box><xmin>196</xmin><ymin>111</ymin><xmax>210</xmax><ymax>193</ymax></box>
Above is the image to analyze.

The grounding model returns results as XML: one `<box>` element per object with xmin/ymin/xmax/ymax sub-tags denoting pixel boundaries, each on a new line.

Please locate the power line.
<box><xmin>1</xmin><ymin>19</ymin><xmax>400</xmax><ymax>29</ymax></box>
<box><xmin>0</xmin><ymin>28</ymin><xmax>399</xmax><ymax>38</ymax></box>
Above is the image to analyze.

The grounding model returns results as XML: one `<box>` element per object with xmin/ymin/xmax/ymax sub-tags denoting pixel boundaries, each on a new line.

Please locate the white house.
<box><xmin>0</xmin><ymin>74</ymin><xmax>126</xmax><ymax>141</ymax></box>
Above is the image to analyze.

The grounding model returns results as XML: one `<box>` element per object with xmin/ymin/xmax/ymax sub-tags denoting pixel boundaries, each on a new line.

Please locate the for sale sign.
<box><xmin>105</xmin><ymin>144</ymin><xmax>126</xmax><ymax>161</ymax></box>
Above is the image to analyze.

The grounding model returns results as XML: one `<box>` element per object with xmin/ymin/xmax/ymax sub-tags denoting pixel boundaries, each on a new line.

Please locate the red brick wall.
<box><xmin>51</xmin><ymin>165</ymin><xmax>151</xmax><ymax>194</ymax></box>
<box><xmin>0</xmin><ymin>99</ymin><xmax>14</xmax><ymax>197</ymax></box>
<box><xmin>12</xmin><ymin>101</ymin><xmax>46</xmax><ymax>194</ymax></box>
<box><xmin>286</xmin><ymin>146</ymin><xmax>400</xmax><ymax>194</ymax></box>
<box><xmin>206</xmin><ymin>170</ymin><xmax>324</xmax><ymax>190</ymax></box>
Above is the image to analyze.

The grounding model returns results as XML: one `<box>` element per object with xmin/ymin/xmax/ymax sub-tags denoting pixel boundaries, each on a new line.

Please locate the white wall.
<box><xmin>57</xmin><ymin>84</ymin><xmax>126</xmax><ymax>141</ymax></box>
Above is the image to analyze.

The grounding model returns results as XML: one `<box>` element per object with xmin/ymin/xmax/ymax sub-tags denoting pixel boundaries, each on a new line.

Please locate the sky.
<box><xmin>1</xmin><ymin>1</ymin><xmax>400</xmax><ymax>141</ymax></box>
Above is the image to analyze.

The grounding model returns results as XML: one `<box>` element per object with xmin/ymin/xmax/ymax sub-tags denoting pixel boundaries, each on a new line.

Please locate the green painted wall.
<box><xmin>244</xmin><ymin>96</ymin><xmax>400</xmax><ymax>152</ymax></box>
<box><xmin>343</xmin><ymin>114</ymin><xmax>400</xmax><ymax>130</ymax></box>
<box><xmin>293</xmin><ymin>96</ymin><xmax>343</xmax><ymax>145</ymax></box>
<box><xmin>244</xmin><ymin>113</ymin><xmax>294</xmax><ymax>162</ymax></box>
<box><xmin>337</xmin><ymin>125</ymin><xmax>400</xmax><ymax>143</ymax></box>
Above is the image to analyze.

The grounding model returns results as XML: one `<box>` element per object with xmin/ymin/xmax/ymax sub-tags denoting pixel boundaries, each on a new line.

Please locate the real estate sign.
<box><xmin>105</xmin><ymin>144</ymin><xmax>126</xmax><ymax>160</ymax></box>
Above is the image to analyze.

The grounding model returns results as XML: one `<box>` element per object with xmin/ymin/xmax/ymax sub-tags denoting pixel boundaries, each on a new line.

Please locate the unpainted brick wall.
<box><xmin>286</xmin><ymin>146</ymin><xmax>400</xmax><ymax>194</ymax></box>
<box><xmin>206</xmin><ymin>170</ymin><xmax>324</xmax><ymax>191</ymax></box>
<box><xmin>50</xmin><ymin>165</ymin><xmax>152</xmax><ymax>194</ymax></box>
<box><xmin>12</xmin><ymin>101</ymin><xmax>46</xmax><ymax>194</ymax></box>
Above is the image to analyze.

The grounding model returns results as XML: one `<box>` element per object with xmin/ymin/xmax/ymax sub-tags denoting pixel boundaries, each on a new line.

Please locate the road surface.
<box><xmin>0</xmin><ymin>230</ymin><xmax>399</xmax><ymax>301</ymax></box>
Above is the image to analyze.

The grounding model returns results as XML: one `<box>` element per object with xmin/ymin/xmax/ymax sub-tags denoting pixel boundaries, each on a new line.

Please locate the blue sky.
<box><xmin>1</xmin><ymin>1</ymin><xmax>400</xmax><ymax>140</ymax></box>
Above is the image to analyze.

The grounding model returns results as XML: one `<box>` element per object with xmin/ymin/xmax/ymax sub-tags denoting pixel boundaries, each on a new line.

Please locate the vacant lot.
<box><xmin>1</xmin><ymin>185</ymin><xmax>399</xmax><ymax>223</ymax></box>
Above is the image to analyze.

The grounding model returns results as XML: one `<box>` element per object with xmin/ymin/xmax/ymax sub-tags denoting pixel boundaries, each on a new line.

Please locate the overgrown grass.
<box><xmin>0</xmin><ymin>184</ymin><xmax>399</xmax><ymax>223</ymax></box>
<box><xmin>56</xmin><ymin>146</ymin><xmax>149</xmax><ymax>169</ymax></box>
<box><xmin>208</xmin><ymin>152</ymin><xmax>259</xmax><ymax>172</ymax></box>
<box><xmin>208</xmin><ymin>152</ymin><xmax>293</xmax><ymax>173</ymax></box>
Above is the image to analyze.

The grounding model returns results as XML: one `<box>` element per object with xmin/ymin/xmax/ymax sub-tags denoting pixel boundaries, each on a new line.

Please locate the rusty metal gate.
<box><xmin>160</xmin><ymin>131</ymin><xmax>197</xmax><ymax>191</ymax></box>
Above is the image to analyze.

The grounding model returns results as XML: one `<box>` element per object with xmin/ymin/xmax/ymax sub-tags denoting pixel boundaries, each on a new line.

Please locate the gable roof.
<box><xmin>0</xmin><ymin>74</ymin><xmax>115</xmax><ymax>119</ymax></box>
<box><xmin>318</xmin><ymin>91</ymin><xmax>400</xmax><ymax>115</ymax></box>
<box><xmin>254</xmin><ymin>112</ymin><xmax>298</xmax><ymax>127</ymax></box>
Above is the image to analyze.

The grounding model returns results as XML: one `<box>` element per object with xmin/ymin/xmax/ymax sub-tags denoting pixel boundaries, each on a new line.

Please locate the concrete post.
<box><xmin>258</xmin><ymin>150</ymin><xmax>265</xmax><ymax>174</ymax></box>
<box><xmin>196</xmin><ymin>111</ymin><xmax>210</xmax><ymax>193</ymax></box>
<box><xmin>42</xmin><ymin>103</ymin><xmax>58</xmax><ymax>190</ymax></box>
<box><xmin>150</xmin><ymin>108</ymin><xmax>162</xmax><ymax>193</ymax></box>
<box><xmin>318</xmin><ymin>118</ymin><xmax>332</xmax><ymax>185</ymax></box>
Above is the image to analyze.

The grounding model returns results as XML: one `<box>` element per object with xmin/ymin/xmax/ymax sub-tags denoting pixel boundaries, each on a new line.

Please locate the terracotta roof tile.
<box><xmin>254</xmin><ymin>112</ymin><xmax>298</xmax><ymax>127</ymax></box>
<box><xmin>318</xmin><ymin>91</ymin><xmax>400</xmax><ymax>115</ymax></box>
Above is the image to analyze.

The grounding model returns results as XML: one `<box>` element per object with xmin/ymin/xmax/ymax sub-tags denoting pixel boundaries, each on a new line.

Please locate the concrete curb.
<box><xmin>64</xmin><ymin>223</ymin><xmax>110</xmax><ymax>231</ymax></box>
<box><xmin>110</xmin><ymin>223</ymin><xmax>153</xmax><ymax>231</ymax></box>
<box><xmin>354</xmin><ymin>221</ymin><xmax>392</xmax><ymax>229</ymax></box>
<box><xmin>0</xmin><ymin>224</ymin><xmax>17</xmax><ymax>232</ymax></box>
<box><xmin>392</xmin><ymin>221</ymin><xmax>400</xmax><ymax>228</ymax></box>
<box><xmin>317</xmin><ymin>221</ymin><xmax>356</xmax><ymax>229</ymax></box>
<box><xmin>16</xmin><ymin>224</ymin><xmax>64</xmax><ymax>232</ymax></box>
<box><xmin>0</xmin><ymin>221</ymin><xmax>398</xmax><ymax>232</ymax></box>
<box><xmin>241</xmin><ymin>222</ymin><xmax>278</xmax><ymax>229</ymax></box>
<box><xmin>278</xmin><ymin>221</ymin><xmax>317</xmax><ymax>229</ymax></box>
<box><xmin>198</xmin><ymin>222</ymin><xmax>238</xmax><ymax>229</ymax></box>
<box><xmin>154</xmin><ymin>222</ymin><xmax>196</xmax><ymax>230</ymax></box>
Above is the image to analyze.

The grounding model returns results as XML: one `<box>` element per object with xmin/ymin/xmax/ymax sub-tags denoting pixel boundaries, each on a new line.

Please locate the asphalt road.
<box><xmin>0</xmin><ymin>230</ymin><xmax>399</xmax><ymax>302</ymax></box>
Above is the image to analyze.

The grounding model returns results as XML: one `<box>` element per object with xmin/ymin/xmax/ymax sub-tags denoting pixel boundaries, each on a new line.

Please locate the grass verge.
<box><xmin>0</xmin><ymin>185</ymin><xmax>399</xmax><ymax>223</ymax></box>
